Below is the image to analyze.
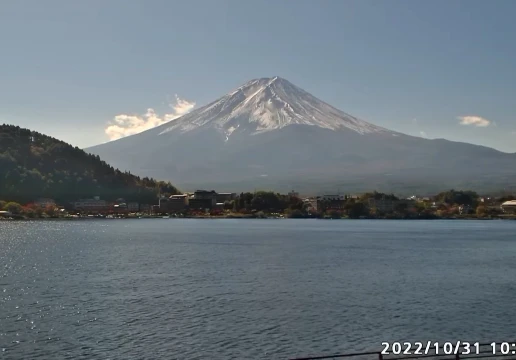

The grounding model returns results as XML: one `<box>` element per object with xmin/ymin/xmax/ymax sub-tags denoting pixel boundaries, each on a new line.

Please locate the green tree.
<box><xmin>287</xmin><ymin>196</ymin><xmax>304</xmax><ymax>211</ymax></box>
<box><xmin>23</xmin><ymin>207</ymin><xmax>36</xmax><ymax>218</ymax></box>
<box><xmin>254</xmin><ymin>211</ymin><xmax>267</xmax><ymax>218</ymax></box>
<box><xmin>361</xmin><ymin>191</ymin><xmax>399</xmax><ymax>201</ymax></box>
<box><xmin>286</xmin><ymin>209</ymin><xmax>305</xmax><ymax>218</ymax></box>
<box><xmin>327</xmin><ymin>210</ymin><xmax>342</xmax><ymax>219</ymax></box>
<box><xmin>395</xmin><ymin>202</ymin><xmax>409</xmax><ymax>213</ymax></box>
<box><xmin>348</xmin><ymin>202</ymin><xmax>369</xmax><ymax>219</ymax></box>
<box><xmin>5</xmin><ymin>202</ymin><xmax>22</xmax><ymax>214</ymax></box>
<box><xmin>368</xmin><ymin>206</ymin><xmax>379</xmax><ymax>217</ymax></box>
<box><xmin>250</xmin><ymin>191</ymin><xmax>284</xmax><ymax>212</ymax></box>
<box><xmin>435</xmin><ymin>189</ymin><xmax>479</xmax><ymax>207</ymax></box>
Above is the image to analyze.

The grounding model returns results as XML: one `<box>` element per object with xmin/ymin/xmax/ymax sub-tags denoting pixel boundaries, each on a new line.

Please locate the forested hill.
<box><xmin>0</xmin><ymin>124</ymin><xmax>179</xmax><ymax>204</ymax></box>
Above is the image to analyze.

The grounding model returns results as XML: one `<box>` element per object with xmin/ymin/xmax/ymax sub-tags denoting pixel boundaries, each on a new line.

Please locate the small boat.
<box><xmin>162</xmin><ymin>216</ymin><xmax>170</xmax><ymax>219</ymax></box>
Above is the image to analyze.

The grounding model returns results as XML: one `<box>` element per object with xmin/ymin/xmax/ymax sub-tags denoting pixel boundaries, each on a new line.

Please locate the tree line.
<box><xmin>225</xmin><ymin>189</ymin><xmax>513</xmax><ymax>219</ymax></box>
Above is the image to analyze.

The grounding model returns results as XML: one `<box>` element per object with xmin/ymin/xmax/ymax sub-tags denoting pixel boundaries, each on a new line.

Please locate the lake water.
<box><xmin>1</xmin><ymin>219</ymin><xmax>516</xmax><ymax>359</ymax></box>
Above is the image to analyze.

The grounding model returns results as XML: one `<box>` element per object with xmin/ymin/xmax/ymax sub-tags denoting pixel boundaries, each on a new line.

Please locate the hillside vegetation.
<box><xmin>0</xmin><ymin>124</ymin><xmax>178</xmax><ymax>204</ymax></box>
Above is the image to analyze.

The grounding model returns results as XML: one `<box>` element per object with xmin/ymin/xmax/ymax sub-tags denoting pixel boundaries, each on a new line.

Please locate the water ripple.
<box><xmin>1</xmin><ymin>219</ymin><xmax>516</xmax><ymax>359</ymax></box>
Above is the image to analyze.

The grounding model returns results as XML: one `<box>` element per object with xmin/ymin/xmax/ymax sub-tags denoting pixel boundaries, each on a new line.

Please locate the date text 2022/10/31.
<box><xmin>381</xmin><ymin>342</ymin><xmax>516</xmax><ymax>356</ymax></box>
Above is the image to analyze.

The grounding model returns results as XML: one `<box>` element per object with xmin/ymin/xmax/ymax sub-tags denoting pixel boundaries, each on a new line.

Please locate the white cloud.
<box><xmin>105</xmin><ymin>95</ymin><xmax>195</xmax><ymax>140</ymax></box>
<box><xmin>420</xmin><ymin>131</ymin><xmax>428</xmax><ymax>138</ymax></box>
<box><xmin>457</xmin><ymin>115</ymin><xmax>491</xmax><ymax>127</ymax></box>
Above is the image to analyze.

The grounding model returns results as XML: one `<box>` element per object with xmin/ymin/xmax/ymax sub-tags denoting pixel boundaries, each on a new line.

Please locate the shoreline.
<box><xmin>2</xmin><ymin>216</ymin><xmax>515</xmax><ymax>221</ymax></box>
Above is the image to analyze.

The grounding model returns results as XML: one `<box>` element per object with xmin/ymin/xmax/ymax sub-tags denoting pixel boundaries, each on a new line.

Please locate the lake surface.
<box><xmin>1</xmin><ymin>219</ymin><xmax>516</xmax><ymax>359</ymax></box>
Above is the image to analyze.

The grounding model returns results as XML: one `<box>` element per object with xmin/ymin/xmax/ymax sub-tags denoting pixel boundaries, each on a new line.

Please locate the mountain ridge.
<box><xmin>86</xmin><ymin>77</ymin><xmax>516</xmax><ymax>193</ymax></box>
<box><xmin>0</xmin><ymin>124</ymin><xmax>179</xmax><ymax>204</ymax></box>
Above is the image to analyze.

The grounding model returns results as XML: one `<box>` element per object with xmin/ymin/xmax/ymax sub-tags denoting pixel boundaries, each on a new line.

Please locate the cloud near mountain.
<box><xmin>105</xmin><ymin>96</ymin><xmax>195</xmax><ymax>140</ymax></box>
<box><xmin>457</xmin><ymin>115</ymin><xmax>491</xmax><ymax>127</ymax></box>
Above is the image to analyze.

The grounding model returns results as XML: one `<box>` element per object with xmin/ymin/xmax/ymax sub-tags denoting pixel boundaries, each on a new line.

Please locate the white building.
<box><xmin>501</xmin><ymin>200</ymin><xmax>516</xmax><ymax>214</ymax></box>
<box><xmin>0</xmin><ymin>211</ymin><xmax>13</xmax><ymax>217</ymax></box>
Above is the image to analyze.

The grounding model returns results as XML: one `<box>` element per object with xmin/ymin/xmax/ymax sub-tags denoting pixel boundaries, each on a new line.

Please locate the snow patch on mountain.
<box><xmin>158</xmin><ymin>77</ymin><xmax>391</xmax><ymax>137</ymax></box>
<box><xmin>225</xmin><ymin>124</ymin><xmax>239</xmax><ymax>142</ymax></box>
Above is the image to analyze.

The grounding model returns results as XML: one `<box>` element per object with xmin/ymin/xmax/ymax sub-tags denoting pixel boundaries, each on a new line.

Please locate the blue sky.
<box><xmin>1</xmin><ymin>0</ymin><xmax>515</xmax><ymax>152</ymax></box>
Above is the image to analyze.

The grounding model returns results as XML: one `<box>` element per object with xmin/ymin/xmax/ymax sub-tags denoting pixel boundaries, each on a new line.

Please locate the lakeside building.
<box><xmin>153</xmin><ymin>190</ymin><xmax>232</xmax><ymax>214</ymax></box>
<box><xmin>316</xmin><ymin>195</ymin><xmax>346</xmax><ymax>212</ymax></box>
<box><xmin>140</xmin><ymin>204</ymin><xmax>151</xmax><ymax>213</ymax></box>
<box><xmin>368</xmin><ymin>198</ymin><xmax>397</xmax><ymax>212</ymax></box>
<box><xmin>127</xmin><ymin>202</ymin><xmax>140</xmax><ymax>212</ymax></box>
<box><xmin>0</xmin><ymin>211</ymin><xmax>13</xmax><ymax>218</ymax></box>
<box><xmin>480</xmin><ymin>197</ymin><xmax>498</xmax><ymax>205</ymax></box>
<box><xmin>189</xmin><ymin>190</ymin><xmax>217</xmax><ymax>210</ymax></box>
<box><xmin>288</xmin><ymin>190</ymin><xmax>300</xmax><ymax>198</ymax></box>
<box><xmin>71</xmin><ymin>196</ymin><xmax>149</xmax><ymax>214</ymax></box>
<box><xmin>73</xmin><ymin>196</ymin><xmax>108</xmax><ymax>212</ymax></box>
<box><xmin>501</xmin><ymin>200</ymin><xmax>516</xmax><ymax>214</ymax></box>
<box><xmin>167</xmin><ymin>194</ymin><xmax>189</xmax><ymax>212</ymax></box>
<box><xmin>303</xmin><ymin>197</ymin><xmax>317</xmax><ymax>212</ymax></box>
<box><xmin>215</xmin><ymin>193</ymin><xmax>236</xmax><ymax>203</ymax></box>
<box><xmin>156</xmin><ymin>191</ymin><xmax>219</xmax><ymax>213</ymax></box>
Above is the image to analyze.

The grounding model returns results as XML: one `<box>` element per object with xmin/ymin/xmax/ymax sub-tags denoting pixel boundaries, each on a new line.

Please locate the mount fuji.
<box><xmin>86</xmin><ymin>77</ymin><xmax>516</xmax><ymax>194</ymax></box>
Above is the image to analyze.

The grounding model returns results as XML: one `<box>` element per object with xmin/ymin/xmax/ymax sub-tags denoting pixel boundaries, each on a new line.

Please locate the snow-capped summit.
<box><xmin>157</xmin><ymin>76</ymin><xmax>390</xmax><ymax>140</ymax></box>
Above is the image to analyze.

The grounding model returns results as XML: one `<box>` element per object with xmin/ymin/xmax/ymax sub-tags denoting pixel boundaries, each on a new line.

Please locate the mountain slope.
<box><xmin>86</xmin><ymin>77</ymin><xmax>516</xmax><ymax>194</ymax></box>
<box><xmin>0</xmin><ymin>124</ymin><xmax>178</xmax><ymax>203</ymax></box>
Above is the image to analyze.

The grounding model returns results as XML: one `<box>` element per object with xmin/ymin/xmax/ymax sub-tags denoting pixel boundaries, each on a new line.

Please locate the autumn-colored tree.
<box><xmin>449</xmin><ymin>206</ymin><xmax>460</xmax><ymax>215</ymax></box>
<box><xmin>34</xmin><ymin>206</ymin><xmax>44</xmax><ymax>217</ymax></box>
<box><xmin>44</xmin><ymin>205</ymin><xmax>57</xmax><ymax>217</ymax></box>
<box><xmin>476</xmin><ymin>205</ymin><xmax>487</xmax><ymax>217</ymax></box>
<box><xmin>23</xmin><ymin>207</ymin><xmax>36</xmax><ymax>218</ymax></box>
